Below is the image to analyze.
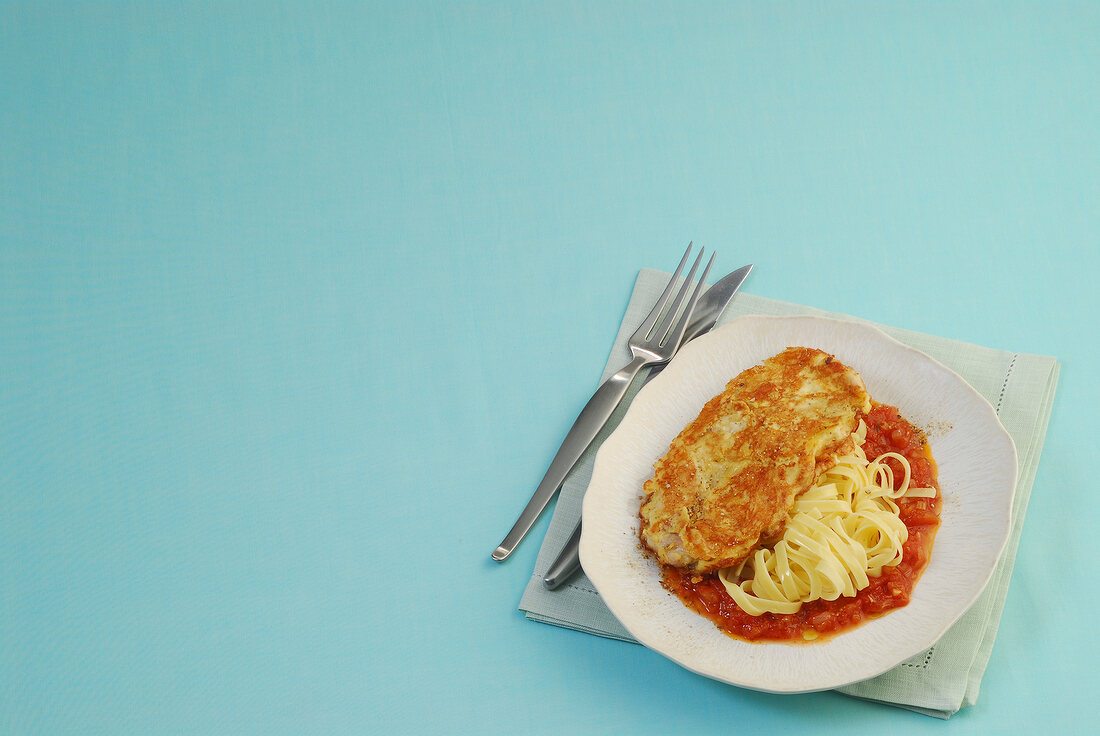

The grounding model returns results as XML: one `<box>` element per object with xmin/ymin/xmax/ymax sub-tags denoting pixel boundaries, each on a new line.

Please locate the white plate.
<box><xmin>580</xmin><ymin>315</ymin><xmax>1017</xmax><ymax>693</ymax></box>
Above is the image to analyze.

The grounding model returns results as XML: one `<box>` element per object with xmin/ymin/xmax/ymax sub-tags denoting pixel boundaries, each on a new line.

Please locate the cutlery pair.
<box><xmin>542</xmin><ymin>261</ymin><xmax>752</xmax><ymax>587</ymax></box>
<box><xmin>492</xmin><ymin>243</ymin><xmax>752</xmax><ymax>587</ymax></box>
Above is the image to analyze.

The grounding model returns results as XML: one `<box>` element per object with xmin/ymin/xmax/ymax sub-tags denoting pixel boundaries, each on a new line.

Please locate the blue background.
<box><xmin>1</xmin><ymin>2</ymin><xmax>1094</xmax><ymax>733</ymax></box>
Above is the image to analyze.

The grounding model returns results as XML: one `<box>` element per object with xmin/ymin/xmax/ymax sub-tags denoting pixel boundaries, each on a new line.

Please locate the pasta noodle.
<box><xmin>718</xmin><ymin>420</ymin><xmax>937</xmax><ymax>616</ymax></box>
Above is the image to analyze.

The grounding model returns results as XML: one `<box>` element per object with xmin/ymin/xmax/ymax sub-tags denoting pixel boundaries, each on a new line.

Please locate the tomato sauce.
<box><xmin>661</xmin><ymin>403</ymin><xmax>942</xmax><ymax>643</ymax></box>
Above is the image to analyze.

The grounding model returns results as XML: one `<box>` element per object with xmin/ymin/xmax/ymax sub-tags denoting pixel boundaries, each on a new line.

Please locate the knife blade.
<box><xmin>542</xmin><ymin>263</ymin><xmax>753</xmax><ymax>590</ymax></box>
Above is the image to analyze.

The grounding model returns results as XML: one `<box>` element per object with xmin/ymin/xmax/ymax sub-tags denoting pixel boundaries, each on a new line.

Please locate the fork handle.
<box><xmin>492</xmin><ymin>354</ymin><xmax>650</xmax><ymax>561</ymax></box>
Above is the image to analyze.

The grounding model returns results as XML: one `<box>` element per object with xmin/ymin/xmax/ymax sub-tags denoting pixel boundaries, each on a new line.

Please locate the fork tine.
<box><xmin>636</xmin><ymin>242</ymin><xmax>692</xmax><ymax>339</ymax></box>
<box><xmin>653</xmin><ymin>247</ymin><xmax>705</xmax><ymax>344</ymax></box>
<box><xmin>661</xmin><ymin>251</ymin><xmax>715</xmax><ymax>348</ymax></box>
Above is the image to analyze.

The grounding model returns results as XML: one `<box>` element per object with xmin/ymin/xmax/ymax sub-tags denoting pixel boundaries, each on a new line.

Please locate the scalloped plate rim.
<box><xmin>579</xmin><ymin>314</ymin><xmax>1017</xmax><ymax>693</ymax></box>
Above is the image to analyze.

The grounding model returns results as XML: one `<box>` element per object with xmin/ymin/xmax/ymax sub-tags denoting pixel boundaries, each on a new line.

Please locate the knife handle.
<box><xmin>492</xmin><ymin>354</ymin><xmax>649</xmax><ymax>562</ymax></box>
<box><xmin>543</xmin><ymin>520</ymin><xmax>582</xmax><ymax>589</ymax></box>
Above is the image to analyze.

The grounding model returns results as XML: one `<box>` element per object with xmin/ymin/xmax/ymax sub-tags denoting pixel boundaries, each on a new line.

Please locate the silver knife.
<box><xmin>542</xmin><ymin>263</ymin><xmax>753</xmax><ymax>589</ymax></box>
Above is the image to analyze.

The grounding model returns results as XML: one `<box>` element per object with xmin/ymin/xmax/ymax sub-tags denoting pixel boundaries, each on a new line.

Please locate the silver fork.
<box><xmin>492</xmin><ymin>243</ymin><xmax>714</xmax><ymax>561</ymax></box>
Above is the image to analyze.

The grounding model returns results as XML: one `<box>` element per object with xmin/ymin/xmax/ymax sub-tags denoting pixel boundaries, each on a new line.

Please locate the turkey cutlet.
<box><xmin>639</xmin><ymin>347</ymin><xmax>872</xmax><ymax>574</ymax></box>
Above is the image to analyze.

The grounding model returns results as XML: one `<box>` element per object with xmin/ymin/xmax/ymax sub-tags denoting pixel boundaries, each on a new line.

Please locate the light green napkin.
<box><xmin>518</xmin><ymin>268</ymin><xmax>1059</xmax><ymax>718</ymax></box>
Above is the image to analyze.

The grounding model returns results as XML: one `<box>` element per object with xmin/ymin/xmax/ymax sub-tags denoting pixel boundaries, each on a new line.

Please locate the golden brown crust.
<box><xmin>639</xmin><ymin>347</ymin><xmax>872</xmax><ymax>574</ymax></box>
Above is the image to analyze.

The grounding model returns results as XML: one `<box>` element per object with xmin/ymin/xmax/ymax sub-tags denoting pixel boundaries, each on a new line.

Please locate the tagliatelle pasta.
<box><xmin>717</xmin><ymin>420</ymin><xmax>937</xmax><ymax>617</ymax></box>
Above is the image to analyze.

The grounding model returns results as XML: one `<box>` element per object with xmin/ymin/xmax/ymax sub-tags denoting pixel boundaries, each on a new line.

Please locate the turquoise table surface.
<box><xmin>2</xmin><ymin>2</ymin><xmax>1095</xmax><ymax>734</ymax></box>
